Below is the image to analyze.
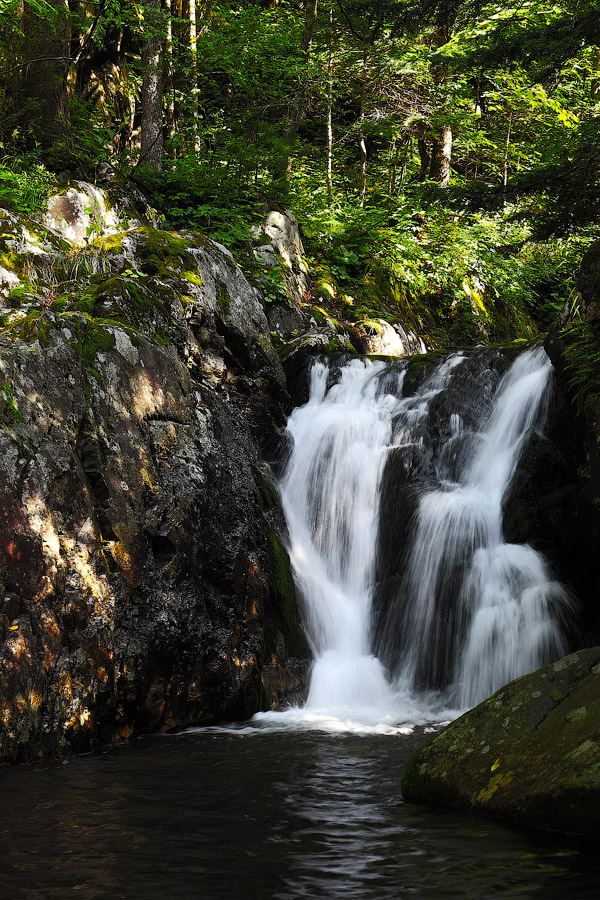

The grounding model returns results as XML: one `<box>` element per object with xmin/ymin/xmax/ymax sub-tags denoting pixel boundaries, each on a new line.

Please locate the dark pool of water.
<box><xmin>1</xmin><ymin>727</ymin><xmax>599</xmax><ymax>899</ymax></box>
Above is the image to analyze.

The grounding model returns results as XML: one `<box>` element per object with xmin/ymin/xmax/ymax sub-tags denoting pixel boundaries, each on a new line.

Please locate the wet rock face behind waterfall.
<box><xmin>541</xmin><ymin>239</ymin><xmax>600</xmax><ymax>639</ymax></box>
<box><xmin>0</xmin><ymin>186</ymin><xmax>309</xmax><ymax>761</ymax></box>
<box><xmin>374</xmin><ymin>348</ymin><xmax>513</xmax><ymax>675</ymax></box>
<box><xmin>376</xmin><ymin>348</ymin><xmax>506</xmax><ymax>594</ymax></box>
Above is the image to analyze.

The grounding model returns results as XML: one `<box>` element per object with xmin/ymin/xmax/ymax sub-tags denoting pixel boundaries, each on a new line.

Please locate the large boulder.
<box><xmin>250</xmin><ymin>207</ymin><xmax>309</xmax><ymax>309</ymax></box>
<box><xmin>401</xmin><ymin>647</ymin><xmax>600</xmax><ymax>835</ymax></box>
<box><xmin>0</xmin><ymin>185</ymin><xmax>309</xmax><ymax>761</ymax></box>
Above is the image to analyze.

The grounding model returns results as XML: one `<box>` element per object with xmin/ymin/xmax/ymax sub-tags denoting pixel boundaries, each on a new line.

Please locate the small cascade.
<box><xmin>258</xmin><ymin>344</ymin><xmax>574</xmax><ymax>731</ymax></box>
<box><xmin>379</xmin><ymin>345</ymin><xmax>571</xmax><ymax>708</ymax></box>
<box><xmin>277</xmin><ymin>359</ymin><xmax>403</xmax><ymax>726</ymax></box>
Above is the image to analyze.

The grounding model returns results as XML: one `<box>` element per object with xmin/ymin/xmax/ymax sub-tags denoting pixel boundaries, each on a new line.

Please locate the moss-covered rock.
<box><xmin>401</xmin><ymin>647</ymin><xmax>600</xmax><ymax>835</ymax></box>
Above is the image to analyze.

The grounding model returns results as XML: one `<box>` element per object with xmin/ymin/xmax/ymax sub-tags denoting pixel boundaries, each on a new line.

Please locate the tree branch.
<box><xmin>336</xmin><ymin>0</ymin><xmax>366</xmax><ymax>41</ymax></box>
<box><xmin>0</xmin><ymin>55</ymin><xmax>73</xmax><ymax>78</ymax></box>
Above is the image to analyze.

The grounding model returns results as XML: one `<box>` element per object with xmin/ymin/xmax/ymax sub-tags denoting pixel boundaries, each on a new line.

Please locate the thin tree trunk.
<box><xmin>502</xmin><ymin>112</ymin><xmax>513</xmax><ymax>203</ymax></box>
<box><xmin>199</xmin><ymin>0</ymin><xmax>215</xmax><ymax>35</ymax></box>
<box><xmin>417</xmin><ymin>138</ymin><xmax>430</xmax><ymax>181</ymax></box>
<box><xmin>326</xmin><ymin>5</ymin><xmax>333</xmax><ymax>205</ymax></box>
<box><xmin>164</xmin><ymin>0</ymin><xmax>175</xmax><ymax>145</ymax></box>
<box><xmin>358</xmin><ymin>125</ymin><xmax>367</xmax><ymax>205</ymax></box>
<box><xmin>388</xmin><ymin>135</ymin><xmax>398</xmax><ymax>195</ymax></box>
<box><xmin>188</xmin><ymin>0</ymin><xmax>200</xmax><ymax>153</ymax></box>
<box><xmin>141</xmin><ymin>0</ymin><xmax>164</xmax><ymax>170</ymax></box>
<box><xmin>399</xmin><ymin>135</ymin><xmax>411</xmax><ymax>187</ymax></box>
<box><xmin>358</xmin><ymin>49</ymin><xmax>367</xmax><ymax>206</ymax></box>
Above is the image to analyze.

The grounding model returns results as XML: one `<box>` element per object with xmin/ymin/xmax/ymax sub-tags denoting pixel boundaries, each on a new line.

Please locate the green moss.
<box><xmin>266</xmin><ymin>525</ymin><xmax>308</xmax><ymax>658</ymax></box>
<box><xmin>253</xmin><ymin>465</ymin><xmax>280</xmax><ymax>511</ymax></box>
<box><xmin>140</xmin><ymin>227</ymin><xmax>190</xmax><ymax>261</ymax></box>
<box><xmin>1</xmin><ymin>381</ymin><xmax>22</xmax><ymax>423</ymax></box>
<box><xmin>5</xmin><ymin>281</ymin><xmax>38</xmax><ymax>308</ymax></box>
<box><xmin>314</xmin><ymin>264</ymin><xmax>338</xmax><ymax>300</ymax></box>
<box><xmin>216</xmin><ymin>279</ymin><xmax>231</xmax><ymax>311</ymax></box>
<box><xmin>153</xmin><ymin>330</ymin><xmax>170</xmax><ymax>347</ymax></box>
<box><xmin>0</xmin><ymin>309</ymin><xmax>52</xmax><ymax>347</ymax></box>
<box><xmin>327</xmin><ymin>336</ymin><xmax>354</xmax><ymax>352</ymax></box>
<box><xmin>462</xmin><ymin>277</ymin><xmax>490</xmax><ymax>318</ymax></box>
<box><xmin>91</xmin><ymin>233</ymin><xmax>127</xmax><ymax>253</ymax></box>
<box><xmin>182</xmin><ymin>269</ymin><xmax>203</xmax><ymax>287</ymax></box>
<box><xmin>0</xmin><ymin>250</ymin><xmax>21</xmax><ymax>273</ymax></box>
<box><xmin>64</xmin><ymin>314</ymin><xmax>117</xmax><ymax>366</ymax></box>
<box><xmin>61</xmin><ymin>275</ymin><xmax>169</xmax><ymax>343</ymax></box>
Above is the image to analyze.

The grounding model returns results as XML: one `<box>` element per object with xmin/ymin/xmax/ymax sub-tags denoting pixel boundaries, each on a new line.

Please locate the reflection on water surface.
<box><xmin>0</xmin><ymin>729</ymin><xmax>598</xmax><ymax>900</ymax></box>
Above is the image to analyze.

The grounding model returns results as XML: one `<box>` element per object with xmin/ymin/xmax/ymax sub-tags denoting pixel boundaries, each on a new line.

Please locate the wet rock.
<box><xmin>401</xmin><ymin>647</ymin><xmax>600</xmax><ymax>835</ymax></box>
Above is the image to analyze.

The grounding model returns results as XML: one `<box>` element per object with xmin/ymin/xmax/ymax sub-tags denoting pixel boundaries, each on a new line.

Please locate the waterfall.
<box><xmin>378</xmin><ymin>345</ymin><xmax>571</xmax><ymax>709</ymax></box>
<box><xmin>276</xmin><ymin>359</ymin><xmax>403</xmax><ymax>727</ymax></box>
<box><xmin>256</xmin><ymin>345</ymin><xmax>573</xmax><ymax>732</ymax></box>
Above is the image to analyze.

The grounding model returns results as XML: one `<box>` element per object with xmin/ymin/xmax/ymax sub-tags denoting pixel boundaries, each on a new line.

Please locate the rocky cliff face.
<box><xmin>0</xmin><ymin>182</ymin><xmax>309</xmax><ymax>761</ymax></box>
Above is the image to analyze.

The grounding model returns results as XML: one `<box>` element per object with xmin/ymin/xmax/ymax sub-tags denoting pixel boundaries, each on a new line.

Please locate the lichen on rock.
<box><xmin>401</xmin><ymin>647</ymin><xmax>600</xmax><ymax>835</ymax></box>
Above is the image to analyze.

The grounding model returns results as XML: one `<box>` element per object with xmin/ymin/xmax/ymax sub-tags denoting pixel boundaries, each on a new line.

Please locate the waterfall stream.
<box><xmin>256</xmin><ymin>345</ymin><xmax>573</xmax><ymax>732</ymax></box>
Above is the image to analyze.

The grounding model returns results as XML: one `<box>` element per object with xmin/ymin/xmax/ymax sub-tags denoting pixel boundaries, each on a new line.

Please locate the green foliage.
<box><xmin>0</xmin><ymin>150</ymin><xmax>54</xmax><ymax>215</ymax></box>
<box><xmin>0</xmin><ymin>0</ymin><xmax>597</xmax><ymax>348</ymax></box>
<box><xmin>562</xmin><ymin>321</ymin><xmax>600</xmax><ymax>415</ymax></box>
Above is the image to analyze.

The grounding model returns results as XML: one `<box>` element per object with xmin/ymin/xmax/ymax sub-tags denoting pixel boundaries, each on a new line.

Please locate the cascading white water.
<box><xmin>386</xmin><ymin>345</ymin><xmax>571</xmax><ymax>709</ymax></box>
<box><xmin>255</xmin><ymin>344</ymin><xmax>573</xmax><ymax>732</ymax></box>
<box><xmin>277</xmin><ymin>359</ymin><xmax>403</xmax><ymax>726</ymax></box>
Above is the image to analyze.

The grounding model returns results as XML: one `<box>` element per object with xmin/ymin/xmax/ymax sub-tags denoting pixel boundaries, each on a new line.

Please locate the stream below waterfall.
<box><xmin>1</xmin><ymin>729</ymin><xmax>599</xmax><ymax>900</ymax></box>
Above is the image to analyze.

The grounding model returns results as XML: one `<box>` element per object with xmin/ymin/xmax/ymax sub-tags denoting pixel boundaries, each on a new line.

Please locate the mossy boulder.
<box><xmin>352</xmin><ymin>317</ymin><xmax>427</xmax><ymax>356</ymax></box>
<box><xmin>401</xmin><ymin>647</ymin><xmax>600</xmax><ymax>835</ymax></box>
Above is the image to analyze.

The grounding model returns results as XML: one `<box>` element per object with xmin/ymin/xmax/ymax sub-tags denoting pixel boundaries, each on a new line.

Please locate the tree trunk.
<box><xmin>188</xmin><ymin>0</ymin><xmax>200</xmax><ymax>153</ymax></box>
<box><xmin>326</xmin><ymin>5</ymin><xmax>333</xmax><ymax>204</ymax></box>
<box><xmin>358</xmin><ymin>126</ymin><xmax>367</xmax><ymax>205</ymax></box>
<box><xmin>429</xmin><ymin>125</ymin><xmax>452</xmax><ymax>186</ymax></box>
<box><xmin>273</xmin><ymin>0</ymin><xmax>319</xmax><ymax>189</ymax></box>
<box><xmin>388</xmin><ymin>135</ymin><xmax>399</xmax><ymax>195</ymax></box>
<box><xmin>22</xmin><ymin>0</ymin><xmax>71</xmax><ymax>152</ymax></box>
<box><xmin>141</xmin><ymin>0</ymin><xmax>164</xmax><ymax>170</ymax></box>
<box><xmin>399</xmin><ymin>135</ymin><xmax>411</xmax><ymax>187</ymax></box>
<box><xmin>502</xmin><ymin>112</ymin><xmax>513</xmax><ymax>203</ymax></box>
<box><xmin>164</xmin><ymin>0</ymin><xmax>175</xmax><ymax>145</ymax></box>
<box><xmin>417</xmin><ymin>138</ymin><xmax>430</xmax><ymax>181</ymax></box>
<box><xmin>358</xmin><ymin>49</ymin><xmax>367</xmax><ymax>206</ymax></box>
